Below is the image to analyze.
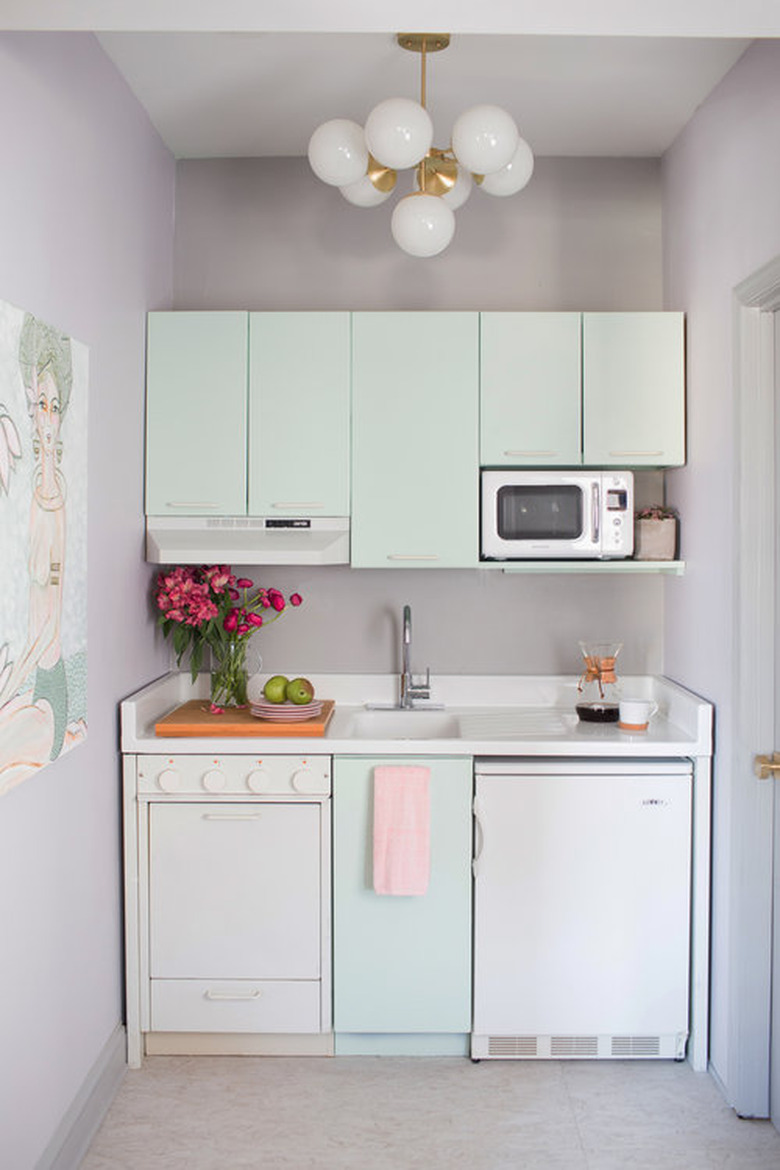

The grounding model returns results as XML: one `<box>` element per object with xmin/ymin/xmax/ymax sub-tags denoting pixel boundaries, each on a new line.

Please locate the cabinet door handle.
<box><xmin>204</xmin><ymin>989</ymin><xmax>263</xmax><ymax>1001</ymax></box>
<box><xmin>201</xmin><ymin>813</ymin><xmax>261</xmax><ymax>821</ymax></box>
<box><xmin>608</xmin><ymin>450</ymin><xmax>664</xmax><ymax>458</ymax></box>
<box><xmin>503</xmin><ymin>450</ymin><xmax>558</xmax><ymax>457</ymax></box>
<box><xmin>165</xmin><ymin>501</ymin><xmax>220</xmax><ymax>509</ymax></box>
<box><xmin>386</xmin><ymin>554</ymin><xmax>440</xmax><ymax>561</ymax></box>
<box><xmin>271</xmin><ymin>502</ymin><xmax>325</xmax><ymax>509</ymax></box>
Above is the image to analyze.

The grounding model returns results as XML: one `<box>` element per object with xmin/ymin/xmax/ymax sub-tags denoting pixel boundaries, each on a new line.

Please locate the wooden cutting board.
<box><xmin>155</xmin><ymin>699</ymin><xmax>335</xmax><ymax>738</ymax></box>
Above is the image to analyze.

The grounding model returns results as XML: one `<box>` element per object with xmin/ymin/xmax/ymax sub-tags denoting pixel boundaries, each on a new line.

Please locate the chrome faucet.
<box><xmin>400</xmin><ymin>604</ymin><xmax>431</xmax><ymax>708</ymax></box>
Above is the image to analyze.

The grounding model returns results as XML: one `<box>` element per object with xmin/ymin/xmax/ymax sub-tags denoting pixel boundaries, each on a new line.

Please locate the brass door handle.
<box><xmin>754</xmin><ymin>752</ymin><xmax>780</xmax><ymax>779</ymax></box>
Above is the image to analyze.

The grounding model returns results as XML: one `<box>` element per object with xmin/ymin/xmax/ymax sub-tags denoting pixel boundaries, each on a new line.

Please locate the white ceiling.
<box><xmin>95</xmin><ymin>32</ymin><xmax>750</xmax><ymax>159</ymax></box>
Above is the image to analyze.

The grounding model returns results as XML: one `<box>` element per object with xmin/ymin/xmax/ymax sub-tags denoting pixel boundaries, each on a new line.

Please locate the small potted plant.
<box><xmin>634</xmin><ymin>505</ymin><xmax>678</xmax><ymax>560</ymax></box>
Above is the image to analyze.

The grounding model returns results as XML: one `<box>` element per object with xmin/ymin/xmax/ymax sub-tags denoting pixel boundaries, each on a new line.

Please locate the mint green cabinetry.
<box><xmin>480</xmin><ymin>312</ymin><xmax>582</xmax><ymax>466</ymax></box>
<box><xmin>248</xmin><ymin>313</ymin><xmax>350</xmax><ymax>516</ymax></box>
<box><xmin>351</xmin><ymin>313</ymin><xmax>479</xmax><ymax>567</ymax></box>
<box><xmin>333</xmin><ymin>755</ymin><xmax>473</xmax><ymax>1034</ymax></box>
<box><xmin>145</xmin><ymin>312</ymin><xmax>248</xmax><ymax>516</ymax></box>
<box><xmin>583</xmin><ymin>312</ymin><xmax>685</xmax><ymax>467</ymax></box>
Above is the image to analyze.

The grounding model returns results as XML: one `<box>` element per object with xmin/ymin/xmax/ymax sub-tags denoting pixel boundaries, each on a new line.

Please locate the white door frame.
<box><xmin>731</xmin><ymin>255</ymin><xmax>780</xmax><ymax>1116</ymax></box>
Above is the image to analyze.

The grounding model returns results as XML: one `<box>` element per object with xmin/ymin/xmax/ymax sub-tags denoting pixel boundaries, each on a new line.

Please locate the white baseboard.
<box><xmin>35</xmin><ymin>1024</ymin><xmax>127</xmax><ymax>1170</ymax></box>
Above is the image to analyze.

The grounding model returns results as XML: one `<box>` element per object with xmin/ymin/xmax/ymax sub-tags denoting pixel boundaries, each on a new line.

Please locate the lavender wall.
<box><xmin>663</xmin><ymin>39</ymin><xmax>780</xmax><ymax>1102</ymax></box>
<box><xmin>0</xmin><ymin>33</ymin><xmax>174</xmax><ymax>1168</ymax></box>
<box><xmin>173</xmin><ymin>155</ymin><xmax>669</xmax><ymax>680</ymax></box>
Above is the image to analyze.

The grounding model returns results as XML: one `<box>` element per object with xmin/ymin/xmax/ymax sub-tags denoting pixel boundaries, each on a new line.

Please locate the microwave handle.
<box><xmin>591</xmin><ymin>482</ymin><xmax>600</xmax><ymax>543</ymax></box>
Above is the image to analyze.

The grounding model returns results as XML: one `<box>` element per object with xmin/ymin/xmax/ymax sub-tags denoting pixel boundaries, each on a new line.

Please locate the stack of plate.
<box><xmin>249</xmin><ymin>699</ymin><xmax>323</xmax><ymax>722</ymax></box>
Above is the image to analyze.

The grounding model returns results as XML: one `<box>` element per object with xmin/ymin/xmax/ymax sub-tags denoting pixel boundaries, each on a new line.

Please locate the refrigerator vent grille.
<box><xmin>611</xmin><ymin>1035</ymin><xmax>661</xmax><ymax>1057</ymax></box>
<box><xmin>488</xmin><ymin>1035</ymin><xmax>538</xmax><ymax>1057</ymax></box>
<box><xmin>550</xmin><ymin>1035</ymin><xmax>599</xmax><ymax>1056</ymax></box>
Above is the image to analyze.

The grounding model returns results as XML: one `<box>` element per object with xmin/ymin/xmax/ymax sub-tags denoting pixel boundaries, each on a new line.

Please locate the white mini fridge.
<box><xmin>472</xmin><ymin>758</ymin><xmax>692</xmax><ymax>1060</ymax></box>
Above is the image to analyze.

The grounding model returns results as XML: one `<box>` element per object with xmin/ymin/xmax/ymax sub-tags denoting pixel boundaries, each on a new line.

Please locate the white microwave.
<box><xmin>480</xmin><ymin>470</ymin><xmax>634</xmax><ymax>560</ymax></box>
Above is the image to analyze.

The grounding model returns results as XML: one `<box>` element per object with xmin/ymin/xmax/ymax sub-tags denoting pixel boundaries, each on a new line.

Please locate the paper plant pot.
<box><xmin>635</xmin><ymin>517</ymin><xmax>677</xmax><ymax>560</ymax></box>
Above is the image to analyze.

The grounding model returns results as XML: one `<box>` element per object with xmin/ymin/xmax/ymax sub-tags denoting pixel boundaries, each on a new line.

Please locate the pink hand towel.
<box><xmin>373</xmin><ymin>765</ymin><xmax>431</xmax><ymax>896</ymax></box>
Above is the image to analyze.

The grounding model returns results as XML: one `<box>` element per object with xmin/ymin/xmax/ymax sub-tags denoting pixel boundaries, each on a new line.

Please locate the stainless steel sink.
<box><xmin>348</xmin><ymin>709</ymin><xmax>461</xmax><ymax>740</ymax></box>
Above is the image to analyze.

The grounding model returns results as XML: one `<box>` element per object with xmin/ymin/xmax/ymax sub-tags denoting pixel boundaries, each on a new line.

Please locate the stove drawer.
<box><xmin>150</xmin><ymin>978</ymin><xmax>322</xmax><ymax>1033</ymax></box>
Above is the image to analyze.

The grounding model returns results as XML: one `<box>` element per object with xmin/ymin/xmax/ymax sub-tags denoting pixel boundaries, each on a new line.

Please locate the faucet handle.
<box><xmin>408</xmin><ymin>668</ymin><xmax>431</xmax><ymax>700</ymax></box>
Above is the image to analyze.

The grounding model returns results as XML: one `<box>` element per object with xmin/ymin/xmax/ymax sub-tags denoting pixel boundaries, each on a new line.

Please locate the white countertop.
<box><xmin>121</xmin><ymin>672</ymin><xmax>713</xmax><ymax>759</ymax></box>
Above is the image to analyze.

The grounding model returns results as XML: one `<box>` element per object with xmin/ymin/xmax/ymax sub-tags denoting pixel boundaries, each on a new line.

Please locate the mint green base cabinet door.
<box><xmin>333</xmin><ymin>755</ymin><xmax>473</xmax><ymax>1033</ymax></box>
<box><xmin>248</xmin><ymin>313</ymin><xmax>351</xmax><ymax>517</ymax></box>
<box><xmin>146</xmin><ymin>312</ymin><xmax>248</xmax><ymax>516</ymax></box>
<box><xmin>351</xmin><ymin>313</ymin><xmax>479</xmax><ymax>567</ymax></box>
<box><xmin>480</xmin><ymin>312</ymin><xmax>582</xmax><ymax>466</ymax></box>
<box><xmin>583</xmin><ymin>312</ymin><xmax>685</xmax><ymax>467</ymax></box>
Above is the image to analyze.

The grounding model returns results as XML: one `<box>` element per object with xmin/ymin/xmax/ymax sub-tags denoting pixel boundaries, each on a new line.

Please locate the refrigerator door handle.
<box><xmin>472</xmin><ymin>796</ymin><xmax>485</xmax><ymax>878</ymax></box>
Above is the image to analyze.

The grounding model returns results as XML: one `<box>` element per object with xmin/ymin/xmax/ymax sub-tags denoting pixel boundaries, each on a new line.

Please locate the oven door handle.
<box><xmin>591</xmin><ymin>482</ymin><xmax>600</xmax><ymax>544</ymax></box>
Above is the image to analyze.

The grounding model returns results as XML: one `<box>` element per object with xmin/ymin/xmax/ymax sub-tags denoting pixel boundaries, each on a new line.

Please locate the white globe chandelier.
<box><xmin>307</xmin><ymin>33</ymin><xmax>535</xmax><ymax>259</ymax></box>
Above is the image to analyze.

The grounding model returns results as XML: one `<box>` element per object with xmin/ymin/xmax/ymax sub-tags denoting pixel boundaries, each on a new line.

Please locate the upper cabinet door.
<box><xmin>480</xmin><ymin>313</ymin><xmax>582</xmax><ymax>466</ymax></box>
<box><xmin>583</xmin><ymin>312</ymin><xmax>685</xmax><ymax>467</ymax></box>
<box><xmin>248</xmin><ymin>313</ymin><xmax>351</xmax><ymax>516</ymax></box>
<box><xmin>145</xmin><ymin>312</ymin><xmax>248</xmax><ymax>516</ymax></box>
<box><xmin>351</xmin><ymin>312</ymin><xmax>479</xmax><ymax>568</ymax></box>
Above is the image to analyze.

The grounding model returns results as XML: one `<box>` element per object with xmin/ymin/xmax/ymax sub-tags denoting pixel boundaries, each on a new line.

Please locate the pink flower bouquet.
<box><xmin>154</xmin><ymin>565</ymin><xmax>302</xmax><ymax>708</ymax></box>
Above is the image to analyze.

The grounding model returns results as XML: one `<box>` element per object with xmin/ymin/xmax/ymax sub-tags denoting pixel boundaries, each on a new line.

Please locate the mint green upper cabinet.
<box><xmin>480</xmin><ymin>313</ymin><xmax>582</xmax><ymax>466</ymax></box>
<box><xmin>248</xmin><ymin>313</ymin><xmax>351</xmax><ymax>516</ymax></box>
<box><xmin>333</xmin><ymin>755</ymin><xmax>473</xmax><ymax>1034</ymax></box>
<box><xmin>583</xmin><ymin>312</ymin><xmax>686</xmax><ymax>467</ymax></box>
<box><xmin>351</xmin><ymin>312</ymin><xmax>479</xmax><ymax>567</ymax></box>
<box><xmin>145</xmin><ymin>312</ymin><xmax>248</xmax><ymax>516</ymax></box>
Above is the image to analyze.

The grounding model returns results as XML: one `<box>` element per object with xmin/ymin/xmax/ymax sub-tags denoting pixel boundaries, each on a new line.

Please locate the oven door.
<box><xmin>481</xmin><ymin>472</ymin><xmax>600</xmax><ymax>559</ymax></box>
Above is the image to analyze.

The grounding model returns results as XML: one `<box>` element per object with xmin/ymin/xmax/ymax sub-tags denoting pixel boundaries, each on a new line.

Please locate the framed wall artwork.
<box><xmin>0</xmin><ymin>300</ymin><xmax>88</xmax><ymax>795</ymax></box>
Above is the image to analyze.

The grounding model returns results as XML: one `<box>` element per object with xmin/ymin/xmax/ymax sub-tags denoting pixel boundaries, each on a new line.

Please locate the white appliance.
<box><xmin>480</xmin><ymin>469</ymin><xmax>633</xmax><ymax>559</ymax></box>
<box><xmin>472</xmin><ymin>758</ymin><xmax>692</xmax><ymax>1060</ymax></box>
<box><xmin>126</xmin><ymin>753</ymin><xmax>332</xmax><ymax>1060</ymax></box>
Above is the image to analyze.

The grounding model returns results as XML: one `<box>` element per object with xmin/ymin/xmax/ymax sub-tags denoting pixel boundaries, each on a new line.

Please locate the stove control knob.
<box><xmin>202</xmin><ymin>768</ymin><xmax>226</xmax><ymax>792</ymax></box>
<box><xmin>246</xmin><ymin>768</ymin><xmax>271</xmax><ymax>793</ymax></box>
<box><xmin>157</xmin><ymin>767</ymin><xmax>181</xmax><ymax>793</ymax></box>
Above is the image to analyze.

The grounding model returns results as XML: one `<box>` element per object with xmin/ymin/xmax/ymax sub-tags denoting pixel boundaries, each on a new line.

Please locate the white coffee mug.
<box><xmin>618</xmin><ymin>698</ymin><xmax>658</xmax><ymax>731</ymax></box>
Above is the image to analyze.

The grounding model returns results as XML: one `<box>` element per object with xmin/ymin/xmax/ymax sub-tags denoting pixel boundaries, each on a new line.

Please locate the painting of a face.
<box><xmin>34</xmin><ymin>368</ymin><xmax>61</xmax><ymax>456</ymax></box>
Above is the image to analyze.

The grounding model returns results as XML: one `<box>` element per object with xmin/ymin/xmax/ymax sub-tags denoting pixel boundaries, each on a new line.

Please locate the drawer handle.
<box><xmin>165</xmin><ymin>501</ymin><xmax>220</xmax><ymax>508</ymax></box>
<box><xmin>386</xmin><ymin>554</ymin><xmax>440</xmax><ymax>561</ymax></box>
<box><xmin>204</xmin><ymin>989</ymin><xmax>263</xmax><ymax>1001</ymax></box>
<box><xmin>201</xmin><ymin>813</ymin><xmax>261</xmax><ymax>821</ymax></box>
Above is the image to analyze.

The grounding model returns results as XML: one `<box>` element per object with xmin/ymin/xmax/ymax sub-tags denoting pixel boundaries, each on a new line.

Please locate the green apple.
<box><xmin>263</xmin><ymin>674</ymin><xmax>289</xmax><ymax>703</ymax></box>
<box><xmin>286</xmin><ymin>677</ymin><xmax>315</xmax><ymax>705</ymax></box>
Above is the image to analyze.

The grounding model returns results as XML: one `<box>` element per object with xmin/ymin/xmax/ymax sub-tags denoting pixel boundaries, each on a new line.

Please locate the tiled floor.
<box><xmin>80</xmin><ymin>1056</ymin><xmax>780</xmax><ymax>1169</ymax></box>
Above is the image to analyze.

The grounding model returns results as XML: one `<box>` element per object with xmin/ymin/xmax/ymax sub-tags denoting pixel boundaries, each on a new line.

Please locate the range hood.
<box><xmin>146</xmin><ymin>516</ymin><xmax>350</xmax><ymax>566</ymax></box>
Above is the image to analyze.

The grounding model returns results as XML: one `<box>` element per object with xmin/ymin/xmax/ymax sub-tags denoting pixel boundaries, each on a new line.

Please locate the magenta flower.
<box><xmin>154</xmin><ymin>563</ymin><xmax>304</xmax><ymax>684</ymax></box>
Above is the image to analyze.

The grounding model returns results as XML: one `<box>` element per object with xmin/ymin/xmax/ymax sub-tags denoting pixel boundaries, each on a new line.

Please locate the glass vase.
<box><xmin>209</xmin><ymin>638</ymin><xmax>249</xmax><ymax>711</ymax></box>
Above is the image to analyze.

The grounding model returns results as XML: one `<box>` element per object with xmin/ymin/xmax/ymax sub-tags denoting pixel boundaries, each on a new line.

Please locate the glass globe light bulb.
<box><xmin>365</xmin><ymin>98</ymin><xmax>433</xmax><ymax>170</ymax></box>
<box><xmin>479</xmin><ymin>138</ymin><xmax>534</xmax><ymax>196</ymax></box>
<box><xmin>307</xmin><ymin>119</ymin><xmax>368</xmax><ymax>187</ymax></box>
<box><xmin>451</xmin><ymin>104</ymin><xmax>519</xmax><ymax>175</ymax></box>
<box><xmin>391</xmin><ymin>193</ymin><xmax>455</xmax><ymax>258</ymax></box>
<box><xmin>340</xmin><ymin>174</ymin><xmax>395</xmax><ymax>208</ymax></box>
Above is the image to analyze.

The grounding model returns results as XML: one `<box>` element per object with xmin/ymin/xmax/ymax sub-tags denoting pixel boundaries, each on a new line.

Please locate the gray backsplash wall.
<box><xmin>172</xmin><ymin>154</ymin><xmax>667</xmax><ymax>677</ymax></box>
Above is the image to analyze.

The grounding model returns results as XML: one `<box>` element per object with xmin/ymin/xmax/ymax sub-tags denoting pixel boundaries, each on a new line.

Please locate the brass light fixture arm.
<box><xmin>397</xmin><ymin>33</ymin><xmax>451</xmax><ymax>197</ymax></box>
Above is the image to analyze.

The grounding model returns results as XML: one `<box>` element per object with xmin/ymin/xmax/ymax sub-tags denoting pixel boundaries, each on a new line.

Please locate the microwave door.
<box><xmin>494</xmin><ymin>484</ymin><xmax>590</xmax><ymax>555</ymax></box>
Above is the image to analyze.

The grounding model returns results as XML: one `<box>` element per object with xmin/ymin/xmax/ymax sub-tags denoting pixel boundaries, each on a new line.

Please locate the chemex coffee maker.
<box><xmin>577</xmin><ymin>640</ymin><xmax>622</xmax><ymax>723</ymax></box>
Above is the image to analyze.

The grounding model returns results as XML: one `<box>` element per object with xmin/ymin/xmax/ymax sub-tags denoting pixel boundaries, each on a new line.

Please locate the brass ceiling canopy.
<box><xmin>396</xmin><ymin>33</ymin><xmax>451</xmax><ymax>54</ymax></box>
